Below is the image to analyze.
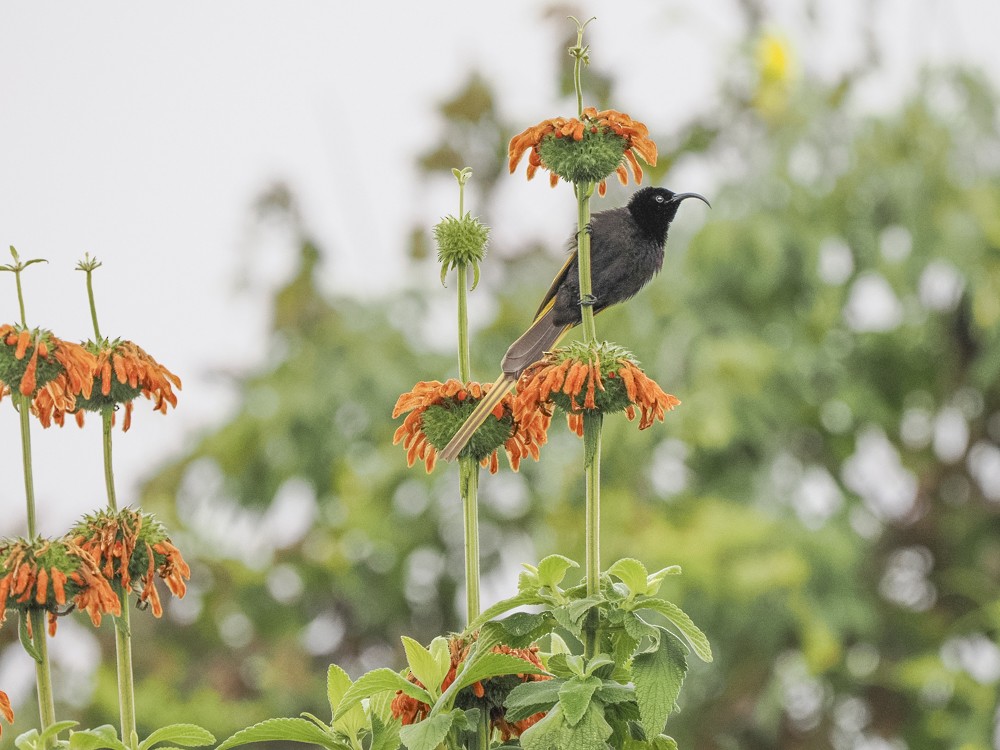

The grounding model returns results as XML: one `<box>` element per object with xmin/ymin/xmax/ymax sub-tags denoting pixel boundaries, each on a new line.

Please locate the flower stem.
<box><xmin>16</xmin><ymin>394</ymin><xmax>57</xmax><ymax>746</ymax></box>
<box><xmin>459</xmin><ymin>458</ymin><xmax>480</xmax><ymax>624</ymax></box>
<box><xmin>452</xmin><ymin>167</ymin><xmax>481</xmax><ymax>625</ymax></box>
<box><xmin>102</xmin><ymin>409</ymin><xmax>118</xmax><ymax>511</ymax></box>
<box><xmin>568</xmin><ymin>17</ymin><xmax>603</xmax><ymax>658</ymax></box>
<box><xmin>114</xmin><ymin>602</ymin><xmax>138</xmax><ymax>750</ymax></box>
<box><xmin>575</xmin><ymin>182</ymin><xmax>598</xmax><ymax>345</ymax></box>
<box><xmin>85</xmin><ymin>267</ymin><xmax>103</xmax><ymax>342</ymax></box>
<box><xmin>28</xmin><ymin>609</ymin><xmax>56</xmax><ymax>748</ymax></box>
<box><xmin>18</xmin><ymin>395</ymin><xmax>38</xmax><ymax>539</ymax></box>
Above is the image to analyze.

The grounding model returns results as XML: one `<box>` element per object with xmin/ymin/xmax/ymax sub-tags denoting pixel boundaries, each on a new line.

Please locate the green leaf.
<box><xmin>623</xmin><ymin>736</ymin><xmax>679</xmax><ymax>750</ymax></box>
<box><xmin>536</xmin><ymin>554</ymin><xmax>579</xmax><ymax>589</ymax></box>
<box><xmin>595</xmin><ymin>680</ymin><xmax>635</xmax><ymax>705</ymax></box>
<box><xmin>519</xmin><ymin>702</ymin><xmax>613</xmax><ymax>750</ymax></box>
<box><xmin>644</xmin><ymin>566</ymin><xmax>682</xmax><ymax>598</ymax></box>
<box><xmin>401</xmin><ymin>636</ymin><xmax>449</xmax><ymax>698</ymax></box>
<box><xmin>632</xmin><ymin>629</ymin><xmax>688</xmax><ymax>740</ymax></box>
<box><xmin>326</xmin><ymin>664</ymin><xmax>365</xmax><ymax>739</ymax></box>
<box><xmin>503</xmin><ymin>679</ymin><xmax>565</xmax><ymax>723</ymax></box>
<box><xmin>139</xmin><ymin>724</ymin><xmax>215</xmax><ymax>750</ymax></box>
<box><xmin>69</xmin><ymin>726</ymin><xmax>129</xmax><ymax>750</ymax></box>
<box><xmin>17</xmin><ymin>721</ymin><xmax>78</xmax><ymax>750</ymax></box>
<box><xmin>215</xmin><ymin>718</ymin><xmax>347</xmax><ymax>750</ymax></box>
<box><xmin>335</xmin><ymin>668</ymin><xmax>432</xmax><ymax>720</ymax></box>
<box><xmin>467</xmin><ymin>590</ymin><xmax>543</xmax><ymax>631</ymax></box>
<box><xmin>452</xmin><ymin>651</ymin><xmax>548</xmax><ymax>693</ymax></box>
<box><xmin>623</xmin><ymin>611</ymin><xmax>659</xmax><ymax>643</ymax></box>
<box><xmin>566</xmin><ymin>595</ymin><xmax>602</xmax><ymax>625</ymax></box>
<box><xmin>18</xmin><ymin>614</ymin><xmax>42</xmax><ymax>663</ymax></box>
<box><xmin>558</xmin><ymin>675</ymin><xmax>601</xmax><ymax>726</ymax></box>
<box><xmin>636</xmin><ymin>598</ymin><xmax>713</xmax><ymax>662</ymax></box>
<box><xmin>608</xmin><ymin>558</ymin><xmax>649</xmax><ymax>597</ymax></box>
<box><xmin>397</xmin><ymin>712</ymin><xmax>454</xmax><ymax>750</ymax></box>
<box><xmin>369</xmin><ymin>714</ymin><xmax>402</xmax><ymax>750</ymax></box>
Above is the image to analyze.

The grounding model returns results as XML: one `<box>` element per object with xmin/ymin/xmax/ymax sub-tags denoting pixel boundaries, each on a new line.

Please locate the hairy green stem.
<box><xmin>17</xmin><ymin>394</ymin><xmax>57</xmax><ymax>747</ymax></box>
<box><xmin>575</xmin><ymin>182</ymin><xmax>598</xmax><ymax>345</ymax></box>
<box><xmin>453</xmin><ymin>170</ymin><xmax>481</xmax><ymax>625</ymax></box>
<box><xmin>29</xmin><ymin>610</ymin><xmax>56</xmax><ymax>747</ymax></box>
<box><xmin>459</xmin><ymin>457</ymin><xmax>480</xmax><ymax>624</ymax></box>
<box><xmin>85</xmin><ymin>268</ymin><xmax>103</xmax><ymax>341</ymax></box>
<box><xmin>114</xmin><ymin>602</ymin><xmax>138</xmax><ymax>750</ymax></box>
<box><xmin>103</xmin><ymin>409</ymin><xmax>118</xmax><ymax>511</ymax></box>
<box><xmin>18</xmin><ymin>395</ymin><xmax>38</xmax><ymax>539</ymax></box>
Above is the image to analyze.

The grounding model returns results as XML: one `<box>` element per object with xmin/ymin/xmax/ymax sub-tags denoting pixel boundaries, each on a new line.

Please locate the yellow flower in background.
<box><xmin>753</xmin><ymin>31</ymin><xmax>796</xmax><ymax>119</ymax></box>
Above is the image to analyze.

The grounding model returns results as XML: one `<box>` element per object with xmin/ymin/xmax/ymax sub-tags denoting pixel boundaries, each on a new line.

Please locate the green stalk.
<box><xmin>569</xmin><ymin>17</ymin><xmax>603</xmax><ymax>659</ymax></box>
<box><xmin>453</xmin><ymin>173</ymin><xmax>480</xmax><ymax>626</ymax></box>
<box><xmin>18</xmin><ymin>394</ymin><xmax>38</xmax><ymax>540</ymax></box>
<box><xmin>85</xmin><ymin>262</ymin><xmax>138</xmax><ymax>748</ymax></box>
<box><xmin>28</xmin><ymin>609</ymin><xmax>56</xmax><ymax>744</ymax></box>
<box><xmin>103</xmin><ymin>408</ymin><xmax>118</xmax><ymax>511</ymax></box>
<box><xmin>17</xmin><ymin>391</ymin><xmax>58</xmax><ymax>748</ymax></box>
<box><xmin>114</xmin><ymin>603</ymin><xmax>138</xmax><ymax>750</ymax></box>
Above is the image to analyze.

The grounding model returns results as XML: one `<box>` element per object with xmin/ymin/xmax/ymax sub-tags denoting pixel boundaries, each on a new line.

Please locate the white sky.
<box><xmin>1</xmin><ymin>0</ymin><xmax>999</xmax><ymax>536</ymax></box>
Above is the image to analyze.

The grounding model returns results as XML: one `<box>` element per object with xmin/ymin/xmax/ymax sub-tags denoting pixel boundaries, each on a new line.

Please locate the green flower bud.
<box><xmin>434</xmin><ymin>213</ymin><xmax>490</xmax><ymax>288</ymax></box>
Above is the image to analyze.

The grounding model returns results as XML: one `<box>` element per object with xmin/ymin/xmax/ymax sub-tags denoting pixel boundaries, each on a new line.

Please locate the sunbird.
<box><xmin>440</xmin><ymin>186</ymin><xmax>709</xmax><ymax>462</ymax></box>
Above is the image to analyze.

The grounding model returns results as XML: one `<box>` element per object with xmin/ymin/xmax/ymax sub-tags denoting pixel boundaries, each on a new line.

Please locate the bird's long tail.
<box><xmin>439</xmin><ymin>308</ymin><xmax>569</xmax><ymax>463</ymax></box>
<box><xmin>439</xmin><ymin>372</ymin><xmax>517</xmax><ymax>462</ymax></box>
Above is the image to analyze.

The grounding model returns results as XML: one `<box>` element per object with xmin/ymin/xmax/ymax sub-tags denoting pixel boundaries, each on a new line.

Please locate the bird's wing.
<box><xmin>532</xmin><ymin>248</ymin><xmax>578</xmax><ymax>321</ymax></box>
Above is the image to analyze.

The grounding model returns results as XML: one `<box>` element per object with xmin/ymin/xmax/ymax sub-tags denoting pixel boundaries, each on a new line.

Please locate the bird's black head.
<box><xmin>627</xmin><ymin>186</ymin><xmax>710</xmax><ymax>241</ymax></box>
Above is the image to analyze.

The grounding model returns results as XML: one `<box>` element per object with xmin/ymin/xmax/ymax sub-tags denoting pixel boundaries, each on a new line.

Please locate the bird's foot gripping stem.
<box><xmin>579</xmin><ymin>293</ymin><xmax>598</xmax><ymax>307</ymax></box>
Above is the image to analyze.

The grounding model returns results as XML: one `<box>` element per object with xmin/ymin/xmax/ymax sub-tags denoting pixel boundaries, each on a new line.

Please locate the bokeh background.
<box><xmin>3</xmin><ymin>1</ymin><xmax>1000</xmax><ymax>748</ymax></box>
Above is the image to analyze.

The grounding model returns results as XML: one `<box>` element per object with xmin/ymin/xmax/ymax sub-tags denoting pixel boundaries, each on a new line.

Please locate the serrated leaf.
<box><xmin>536</xmin><ymin>554</ymin><xmax>579</xmax><ymax>589</ymax></box>
<box><xmin>632</xmin><ymin>629</ymin><xmax>687</xmax><ymax>740</ymax></box>
<box><xmin>402</xmin><ymin>636</ymin><xmax>449</xmax><ymax>698</ymax></box>
<box><xmin>497</xmin><ymin>611</ymin><xmax>550</xmax><ymax>637</ymax></box>
<box><xmin>335</xmin><ymin>669</ymin><xmax>432</xmax><ymax>721</ymax></box>
<box><xmin>326</xmin><ymin>664</ymin><xmax>365</xmax><ymax>738</ymax></box>
<box><xmin>623</xmin><ymin>611</ymin><xmax>659</xmax><ymax>643</ymax></box>
<box><xmin>215</xmin><ymin>718</ymin><xmax>346</xmax><ymax>750</ymax></box>
<box><xmin>452</xmin><ymin>651</ymin><xmax>548</xmax><ymax>693</ymax></box>
<box><xmin>520</xmin><ymin>702</ymin><xmax>613</xmax><ymax>750</ymax></box>
<box><xmin>558</xmin><ymin>675</ymin><xmax>601</xmax><ymax>726</ymax></box>
<box><xmin>139</xmin><ymin>724</ymin><xmax>215</xmax><ymax>750</ymax></box>
<box><xmin>22</xmin><ymin>721</ymin><xmax>77</xmax><ymax>750</ymax></box>
<box><xmin>595</xmin><ymin>680</ymin><xmax>635</xmax><ymax>705</ymax></box>
<box><xmin>547</xmin><ymin>632</ymin><xmax>572</xmax><ymax>657</ymax></box>
<box><xmin>69</xmin><ymin>726</ymin><xmax>128</xmax><ymax>750</ymax></box>
<box><xmin>636</xmin><ymin>598</ymin><xmax>713</xmax><ymax>662</ymax></box>
<box><xmin>503</xmin><ymin>679</ymin><xmax>565</xmax><ymax>723</ymax></box>
<box><xmin>467</xmin><ymin>591</ymin><xmax>542</xmax><ymax>631</ymax></box>
<box><xmin>397</xmin><ymin>712</ymin><xmax>453</xmax><ymax>750</ymax></box>
<box><xmin>369</xmin><ymin>714</ymin><xmax>401</xmax><ymax>750</ymax></box>
<box><xmin>645</xmin><ymin>566</ymin><xmax>682</xmax><ymax>598</ymax></box>
<box><xmin>566</xmin><ymin>595</ymin><xmax>602</xmax><ymax>625</ymax></box>
<box><xmin>608</xmin><ymin>558</ymin><xmax>649</xmax><ymax>597</ymax></box>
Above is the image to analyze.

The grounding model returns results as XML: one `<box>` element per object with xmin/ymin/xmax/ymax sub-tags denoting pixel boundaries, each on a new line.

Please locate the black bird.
<box><xmin>440</xmin><ymin>186</ymin><xmax>709</xmax><ymax>462</ymax></box>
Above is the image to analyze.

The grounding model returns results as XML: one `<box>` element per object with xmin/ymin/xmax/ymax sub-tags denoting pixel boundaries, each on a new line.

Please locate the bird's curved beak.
<box><xmin>671</xmin><ymin>192</ymin><xmax>711</xmax><ymax>208</ymax></box>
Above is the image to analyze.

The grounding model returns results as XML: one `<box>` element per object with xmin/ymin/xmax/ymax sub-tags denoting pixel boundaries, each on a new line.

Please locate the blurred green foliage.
<box><xmin>5</xmin><ymin>11</ymin><xmax>999</xmax><ymax>750</ymax></box>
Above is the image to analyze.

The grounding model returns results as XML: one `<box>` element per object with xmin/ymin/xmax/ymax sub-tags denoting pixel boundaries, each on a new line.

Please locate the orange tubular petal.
<box><xmin>15</xmin><ymin>330</ymin><xmax>31</xmax><ymax>359</ymax></box>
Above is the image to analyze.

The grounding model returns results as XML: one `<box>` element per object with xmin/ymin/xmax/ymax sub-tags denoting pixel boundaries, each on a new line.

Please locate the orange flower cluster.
<box><xmin>71</xmin><ymin>509</ymin><xmax>190</xmax><ymax>618</ymax></box>
<box><xmin>0</xmin><ymin>690</ymin><xmax>12</xmax><ymax>741</ymax></box>
<box><xmin>508</xmin><ymin>107</ymin><xmax>658</xmax><ymax>195</ymax></box>
<box><xmin>0</xmin><ymin>327</ymin><xmax>180</xmax><ymax>430</ymax></box>
<box><xmin>75</xmin><ymin>339</ymin><xmax>182</xmax><ymax>431</ymax></box>
<box><xmin>390</xmin><ymin>636</ymin><xmax>549</xmax><ymax>741</ymax></box>
<box><xmin>137</xmin><ymin>540</ymin><xmax>189</xmax><ymax>617</ymax></box>
<box><xmin>0</xmin><ymin>325</ymin><xmax>96</xmax><ymax>418</ymax></box>
<box><xmin>0</xmin><ymin>539</ymin><xmax>121</xmax><ymax>635</ymax></box>
<box><xmin>393</xmin><ymin>379</ymin><xmax>549</xmax><ymax>473</ymax></box>
<box><xmin>516</xmin><ymin>351</ymin><xmax>680</xmax><ymax>437</ymax></box>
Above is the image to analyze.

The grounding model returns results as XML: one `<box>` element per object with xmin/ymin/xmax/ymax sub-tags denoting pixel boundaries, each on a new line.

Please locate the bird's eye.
<box><xmin>655</xmin><ymin>195</ymin><xmax>665</xmax><ymax>203</ymax></box>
